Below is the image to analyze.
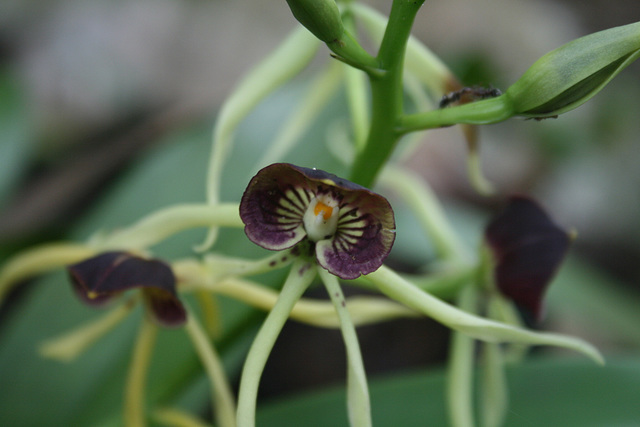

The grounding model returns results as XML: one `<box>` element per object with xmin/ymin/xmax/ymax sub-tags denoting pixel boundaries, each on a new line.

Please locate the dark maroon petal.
<box><xmin>68</xmin><ymin>252</ymin><xmax>128</xmax><ymax>305</ymax></box>
<box><xmin>311</xmin><ymin>174</ymin><xmax>396</xmax><ymax>279</ymax></box>
<box><xmin>315</xmin><ymin>223</ymin><xmax>395</xmax><ymax>279</ymax></box>
<box><xmin>67</xmin><ymin>252</ymin><xmax>186</xmax><ymax>326</ymax></box>
<box><xmin>291</xmin><ymin>164</ymin><xmax>371</xmax><ymax>193</ymax></box>
<box><xmin>485</xmin><ymin>195</ymin><xmax>571</xmax><ymax>321</ymax></box>
<box><xmin>240</xmin><ymin>163</ymin><xmax>311</xmax><ymax>250</ymax></box>
<box><xmin>142</xmin><ymin>288</ymin><xmax>187</xmax><ymax>327</ymax></box>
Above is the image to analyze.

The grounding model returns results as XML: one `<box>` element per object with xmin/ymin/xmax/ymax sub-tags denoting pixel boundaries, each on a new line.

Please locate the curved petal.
<box><xmin>68</xmin><ymin>252</ymin><xmax>127</xmax><ymax>305</ymax></box>
<box><xmin>142</xmin><ymin>287</ymin><xmax>187</xmax><ymax>327</ymax></box>
<box><xmin>315</xmin><ymin>226</ymin><xmax>395</xmax><ymax>280</ymax></box>
<box><xmin>68</xmin><ymin>251</ymin><xmax>186</xmax><ymax>326</ymax></box>
<box><xmin>485</xmin><ymin>195</ymin><xmax>570</xmax><ymax>321</ymax></box>
<box><xmin>240</xmin><ymin>164</ymin><xmax>312</xmax><ymax>250</ymax></box>
<box><xmin>313</xmin><ymin>177</ymin><xmax>396</xmax><ymax>280</ymax></box>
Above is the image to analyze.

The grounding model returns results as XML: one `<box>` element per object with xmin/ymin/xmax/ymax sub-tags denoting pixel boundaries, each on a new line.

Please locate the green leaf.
<box><xmin>257</xmin><ymin>358</ymin><xmax>640</xmax><ymax>426</ymax></box>
<box><xmin>0</xmin><ymin>70</ymin><xmax>32</xmax><ymax>207</ymax></box>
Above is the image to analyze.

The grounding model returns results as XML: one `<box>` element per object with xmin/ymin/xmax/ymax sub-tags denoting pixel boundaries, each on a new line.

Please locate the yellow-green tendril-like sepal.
<box><xmin>236</xmin><ymin>260</ymin><xmax>317</xmax><ymax>427</ymax></box>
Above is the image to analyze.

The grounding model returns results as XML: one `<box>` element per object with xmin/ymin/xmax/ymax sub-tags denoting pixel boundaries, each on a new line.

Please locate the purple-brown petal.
<box><xmin>68</xmin><ymin>252</ymin><xmax>128</xmax><ymax>305</ymax></box>
<box><xmin>485</xmin><ymin>195</ymin><xmax>571</xmax><ymax>321</ymax></box>
<box><xmin>67</xmin><ymin>251</ymin><xmax>186</xmax><ymax>326</ymax></box>
<box><xmin>241</xmin><ymin>163</ymin><xmax>396</xmax><ymax>277</ymax></box>
<box><xmin>240</xmin><ymin>163</ymin><xmax>312</xmax><ymax>250</ymax></box>
<box><xmin>142</xmin><ymin>287</ymin><xmax>187</xmax><ymax>327</ymax></box>
<box><xmin>315</xmin><ymin>222</ymin><xmax>395</xmax><ymax>279</ymax></box>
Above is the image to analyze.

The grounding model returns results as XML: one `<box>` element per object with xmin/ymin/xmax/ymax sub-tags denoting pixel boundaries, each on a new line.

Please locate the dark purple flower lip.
<box><xmin>68</xmin><ymin>251</ymin><xmax>186</xmax><ymax>327</ymax></box>
<box><xmin>485</xmin><ymin>195</ymin><xmax>571</xmax><ymax>321</ymax></box>
<box><xmin>240</xmin><ymin>163</ymin><xmax>396</xmax><ymax>280</ymax></box>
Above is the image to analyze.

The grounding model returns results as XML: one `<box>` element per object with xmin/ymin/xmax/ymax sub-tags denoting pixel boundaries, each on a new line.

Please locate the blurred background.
<box><xmin>1</xmin><ymin>0</ymin><xmax>640</xmax><ymax>425</ymax></box>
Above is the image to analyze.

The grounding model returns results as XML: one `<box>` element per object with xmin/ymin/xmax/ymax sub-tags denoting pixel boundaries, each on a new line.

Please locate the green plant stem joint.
<box><xmin>349</xmin><ymin>0</ymin><xmax>426</xmax><ymax>188</ymax></box>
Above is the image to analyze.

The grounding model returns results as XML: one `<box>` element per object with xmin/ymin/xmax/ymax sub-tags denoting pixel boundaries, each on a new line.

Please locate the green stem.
<box><xmin>255</xmin><ymin>61</ymin><xmax>343</xmax><ymax>170</ymax></box>
<box><xmin>195</xmin><ymin>290</ymin><xmax>222</xmax><ymax>338</ymax></box>
<box><xmin>199</xmin><ymin>27</ymin><xmax>320</xmax><ymax>252</ymax></box>
<box><xmin>367</xmin><ymin>265</ymin><xmax>604</xmax><ymax>364</ymax></box>
<box><xmin>350</xmin><ymin>0</ymin><xmax>425</xmax><ymax>188</ymax></box>
<box><xmin>99</xmin><ymin>203</ymin><xmax>243</xmax><ymax>251</ymax></box>
<box><xmin>124</xmin><ymin>315</ymin><xmax>158</xmax><ymax>427</ymax></box>
<box><xmin>184</xmin><ymin>274</ymin><xmax>418</xmax><ymax>328</ymax></box>
<box><xmin>184</xmin><ymin>309</ymin><xmax>237</xmax><ymax>427</ymax></box>
<box><xmin>0</xmin><ymin>243</ymin><xmax>95</xmax><ymax>304</ymax></box>
<box><xmin>236</xmin><ymin>260</ymin><xmax>317</xmax><ymax>427</ymax></box>
<box><xmin>202</xmin><ymin>248</ymin><xmax>296</xmax><ymax>279</ymax></box>
<box><xmin>480</xmin><ymin>330</ymin><xmax>508</xmax><ymax>426</ymax></box>
<box><xmin>380</xmin><ymin>166</ymin><xmax>469</xmax><ymax>262</ymax></box>
<box><xmin>327</xmin><ymin>30</ymin><xmax>381</xmax><ymax>72</ymax></box>
<box><xmin>446</xmin><ymin>285</ymin><xmax>478</xmax><ymax>427</ymax></box>
<box><xmin>39</xmin><ymin>298</ymin><xmax>137</xmax><ymax>362</ymax></box>
<box><xmin>319</xmin><ymin>269</ymin><xmax>371</xmax><ymax>427</ymax></box>
<box><xmin>398</xmin><ymin>95</ymin><xmax>514</xmax><ymax>133</ymax></box>
<box><xmin>341</xmin><ymin>7</ymin><xmax>370</xmax><ymax>151</ymax></box>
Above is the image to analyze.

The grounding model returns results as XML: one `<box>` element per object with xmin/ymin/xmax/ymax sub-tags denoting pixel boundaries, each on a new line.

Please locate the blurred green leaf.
<box><xmin>548</xmin><ymin>257</ymin><xmax>640</xmax><ymax>348</ymax></box>
<box><xmin>258</xmin><ymin>358</ymin><xmax>640</xmax><ymax>426</ymax></box>
<box><xmin>0</xmin><ymin>70</ymin><xmax>32</xmax><ymax>208</ymax></box>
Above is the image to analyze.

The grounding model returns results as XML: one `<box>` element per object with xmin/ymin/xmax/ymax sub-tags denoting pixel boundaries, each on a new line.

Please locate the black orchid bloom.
<box><xmin>240</xmin><ymin>163</ymin><xmax>396</xmax><ymax>280</ymax></box>
<box><xmin>68</xmin><ymin>251</ymin><xmax>186</xmax><ymax>327</ymax></box>
<box><xmin>485</xmin><ymin>195</ymin><xmax>571</xmax><ymax>321</ymax></box>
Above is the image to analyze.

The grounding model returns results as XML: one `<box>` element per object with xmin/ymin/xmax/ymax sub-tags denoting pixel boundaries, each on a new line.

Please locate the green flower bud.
<box><xmin>286</xmin><ymin>0</ymin><xmax>345</xmax><ymax>43</ymax></box>
<box><xmin>506</xmin><ymin>21</ymin><xmax>640</xmax><ymax>117</ymax></box>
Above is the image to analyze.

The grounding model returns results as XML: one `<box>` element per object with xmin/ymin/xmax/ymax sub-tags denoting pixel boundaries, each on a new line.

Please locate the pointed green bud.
<box><xmin>506</xmin><ymin>21</ymin><xmax>640</xmax><ymax>117</ymax></box>
<box><xmin>286</xmin><ymin>0</ymin><xmax>345</xmax><ymax>43</ymax></box>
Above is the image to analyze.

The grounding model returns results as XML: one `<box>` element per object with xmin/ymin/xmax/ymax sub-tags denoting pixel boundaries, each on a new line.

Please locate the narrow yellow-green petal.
<box><xmin>368</xmin><ymin>266</ymin><xmax>604</xmax><ymax>364</ymax></box>
<box><xmin>0</xmin><ymin>243</ymin><xmax>94</xmax><ymax>304</ymax></box>
<box><xmin>39</xmin><ymin>299</ymin><xmax>136</xmax><ymax>362</ymax></box>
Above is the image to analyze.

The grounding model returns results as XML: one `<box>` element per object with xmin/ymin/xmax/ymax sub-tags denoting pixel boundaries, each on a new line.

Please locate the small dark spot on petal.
<box><xmin>298</xmin><ymin>263</ymin><xmax>311</xmax><ymax>276</ymax></box>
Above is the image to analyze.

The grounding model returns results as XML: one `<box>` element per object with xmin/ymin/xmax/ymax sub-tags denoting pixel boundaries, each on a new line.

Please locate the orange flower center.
<box><xmin>313</xmin><ymin>201</ymin><xmax>335</xmax><ymax>221</ymax></box>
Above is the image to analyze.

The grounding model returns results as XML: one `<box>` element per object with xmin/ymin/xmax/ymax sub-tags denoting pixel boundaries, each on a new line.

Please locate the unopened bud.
<box><xmin>506</xmin><ymin>21</ymin><xmax>640</xmax><ymax>117</ymax></box>
<box><xmin>286</xmin><ymin>0</ymin><xmax>345</xmax><ymax>43</ymax></box>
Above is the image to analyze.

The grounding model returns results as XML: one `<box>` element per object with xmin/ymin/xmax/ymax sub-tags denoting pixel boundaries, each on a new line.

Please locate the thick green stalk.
<box><xmin>319</xmin><ymin>269</ymin><xmax>371</xmax><ymax>427</ymax></box>
<box><xmin>349</xmin><ymin>0</ymin><xmax>425</xmax><ymax>188</ymax></box>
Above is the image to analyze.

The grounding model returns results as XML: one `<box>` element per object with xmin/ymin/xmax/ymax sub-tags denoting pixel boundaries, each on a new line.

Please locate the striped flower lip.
<box><xmin>240</xmin><ymin>163</ymin><xmax>396</xmax><ymax>280</ymax></box>
<box><xmin>68</xmin><ymin>251</ymin><xmax>186</xmax><ymax>327</ymax></box>
<box><xmin>485</xmin><ymin>195</ymin><xmax>571</xmax><ymax>322</ymax></box>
